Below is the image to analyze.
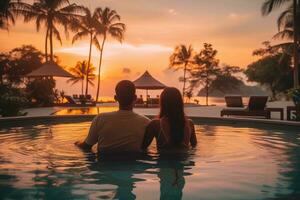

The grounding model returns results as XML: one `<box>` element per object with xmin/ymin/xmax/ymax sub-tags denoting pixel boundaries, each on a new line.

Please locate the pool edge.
<box><xmin>1</xmin><ymin>114</ymin><xmax>300</xmax><ymax>128</ymax></box>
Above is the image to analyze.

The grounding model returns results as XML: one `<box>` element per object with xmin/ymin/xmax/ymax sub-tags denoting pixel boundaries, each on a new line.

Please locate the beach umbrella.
<box><xmin>133</xmin><ymin>71</ymin><xmax>166</xmax><ymax>106</ymax></box>
<box><xmin>25</xmin><ymin>61</ymin><xmax>74</xmax><ymax>78</ymax></box>
<box><xmin>133</xmin><ymin>71</ymin><xmax>166</xmax><ymax>90</ymax></box>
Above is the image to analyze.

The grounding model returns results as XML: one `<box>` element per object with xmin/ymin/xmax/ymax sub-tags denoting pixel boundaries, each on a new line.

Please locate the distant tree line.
<box><xmin>0</xmin><ymin>44</ymin><xmax>96</xmax><ymax>116</ymax></box>
<box><xmin>0</xmin><ymin>0</ymin><xmax>126</xmax><ymax>102</ymax></box>
<box><xmin>169</xmin><ymin>43</ymin><xmax>244</xmax><ymax>105</ymax></box>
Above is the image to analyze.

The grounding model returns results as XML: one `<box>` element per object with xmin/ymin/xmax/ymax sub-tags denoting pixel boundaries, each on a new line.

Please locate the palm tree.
<box><xmin>94</xmin><ymin>7</ymin><xmax>126</xmax><ymax>102</ymax></box>
<box><xmin>67</xmin><ymin>61</ymin><xmax>96</xmax><ymax>95</ymax></box>
<box><xmin>72</xmin><ymin>7</ymin><xmax>100</xmax><ymax>96</ymax></box>
<box><xmin>22</xmin><ymin>0</ymin><xmax>83</xmax><ymax>61</ymax></box>
<box><xmin>0</xmin><ymin>0</ymin><xmax>16</xmax><ymax>30</ymax></box>
<box><xmin>169</xmin><ymin>45</ymin><xmax>194</xmax><ymax>99</ymax></box>
<box><xmin>262</xmin><ymin>0</ymin><xmax>299</xmax><ymax>87</ymax></box>
<box><xmin>0</xmin><ymin>0</ymin><xmax>29</xmax><ymax>30</ymax></box>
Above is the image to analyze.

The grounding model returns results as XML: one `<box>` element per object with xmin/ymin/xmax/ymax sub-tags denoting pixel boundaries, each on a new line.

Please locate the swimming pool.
<box><xmin>0</xmin><ymin>118</ymin><xmax>300</xmax><ymax>200</ymax></box>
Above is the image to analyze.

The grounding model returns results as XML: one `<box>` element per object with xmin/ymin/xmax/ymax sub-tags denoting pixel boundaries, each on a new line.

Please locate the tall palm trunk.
<box><xmin>49</xmin><ymin>22</ymin><xmax>54</xmax><ymax>61</ymax></box>
<box><xmin>293</xmin><ymin>0</ymin><xmax>299</xmax><ymax>87</ymax></box>
<box><xmin>182</xmin><ymin>62</ymin><xmax>188</xmax><ymax>100</ymax></box>
<box><xmin>81</xmin><ymin>78</ymin><xmax>84</xmax><ymax>95</ymax></box>
<box><xmin>205</xmin><ymin>71</ymin><xmax>209</xmax><ymax>106</ymax></box>
<box><xmin>85</xmin><ymin>33</ymin><xmax>93</xmax><ymax>96</ymax></box>
<box><xmin>95</xmin><ymin>34</ymin><xmax>106</xmax><ymax>102</ymax></box>
<box><xmin>45</xmin><ymin>27</ymin><xmax>49</xmax><ymax>62</ymax></box>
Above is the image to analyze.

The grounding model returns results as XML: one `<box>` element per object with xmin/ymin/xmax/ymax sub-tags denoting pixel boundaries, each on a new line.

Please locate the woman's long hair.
<box><xmin>159</xmin><ymin>87</ymin><xmax>186</xmax><ymax>146</ymax></box>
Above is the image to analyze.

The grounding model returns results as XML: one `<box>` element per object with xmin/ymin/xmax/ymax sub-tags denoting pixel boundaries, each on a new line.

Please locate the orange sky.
<box><xmin>0</xmin><ymin>0</ymin><xmax>284</xmax><ymax>99</ymax></box>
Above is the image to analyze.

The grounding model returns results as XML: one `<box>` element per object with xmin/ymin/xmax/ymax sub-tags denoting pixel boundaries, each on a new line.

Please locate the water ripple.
<box><xmin>0</xmin><ymin>122</ymin><xmax>300</xmax><ymax>199</ymax></box>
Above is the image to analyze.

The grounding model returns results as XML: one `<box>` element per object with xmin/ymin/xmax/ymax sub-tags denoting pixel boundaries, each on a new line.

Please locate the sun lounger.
<box><xmin>225</xmin><ymin>96</ymin><xmax>244</xmax><ymax>108</ymax></box>
<box><xmin>65</xmin><ymin>95</ymin><xmax>79</xmax><ymax>105</ymax></box>
<box><xmin>221</xmin><ymin>96</ymin><xmax>270</xmax><ymax>119</ymax></box>
<box><xmin>148</xmin><ymin>98</ymin><xmax>160</xmax><ymax>108</ymax></box>
<box><xmin>135</xmin><ymin>98</ymin><xmax>145</xmax><ymax>107</ymax></box>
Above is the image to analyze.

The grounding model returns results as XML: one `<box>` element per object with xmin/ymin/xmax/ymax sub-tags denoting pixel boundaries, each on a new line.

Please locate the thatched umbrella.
<box><xmin>133</xmin><ymin>71</ymin><xmax>166</xmax><ymax>106</ymax></box>
<box><xmin>26</xmin><ymin>61</ymin><xmax>74</xmax><ymax>78</ymax></box>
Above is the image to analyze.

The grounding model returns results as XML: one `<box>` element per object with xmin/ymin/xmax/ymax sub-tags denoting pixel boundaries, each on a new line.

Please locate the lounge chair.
<box><xmin>221</xmin><ymin>96</ymin><xmax>270</xmax><ymax>119</ymax></box>
<box><xmin>135</xmin><ymin>98</ymin><xmax>145</xmax><ymax>107</ymax></box>
<box><xmin>225</xmin><ymin>96</ymin><xmax>244</xmax><ymax>108</ymax></box>
<box><xmin>148</xmin><ymin>98</ymin><xmax>160</xmax><ymax>108</ymax></box>
<box><xmin>86</xmin><ymin>95</ymin><xmax>92</xmax><ymax>100</ymax></box>
<box><xmin>65</xmin><ymin>95</ymin><xmax>79</xmax><ymax>105</ymax></box>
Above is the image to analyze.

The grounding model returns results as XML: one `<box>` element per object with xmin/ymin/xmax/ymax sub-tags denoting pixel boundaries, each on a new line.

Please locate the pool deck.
<box><xmin>22</xmin><ymin>101</ymin><xmax>295</xmax><ymax>120</ymax></box>
<box><xmin>0</xmin><ymin>100</ymin><xmax>299</xmax><ymax>128</ymax></box>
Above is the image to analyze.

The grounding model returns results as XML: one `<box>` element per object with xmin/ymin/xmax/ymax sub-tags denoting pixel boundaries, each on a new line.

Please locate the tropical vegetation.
<box><xmin>0</xmin><ymin>0</ymin><xmax>127</xmax><ymax>105</ymax></box>
<box><xmin>262</xmin><ymin>0</ymin><xmax>299</xmax><ymax>87</ymax></box>
<box><xmin>94</xmin><ymin>7</ymin><xmax>126</xmax><ymax>102</ymax></box>
<box><xmin>67</xmin><ymin>60</ymin><xmax>96</xmax><ymax>95</ymax></box>
<box><xmin>245</xmin><ymin>42</ymin><xmax>293</xmax><ymax>100</ymax></box>
<box><xmin>169</xmin><ymin>45</ymin><xmax>194</xmax><ymax>100</ymax></box>
<box><xmin>170</xmin><ymin>43</ymin><xmax>243</xmax><ymax>105</ymax></box>
<box><xmin>190</xmin><ymin>43</ymin><xmax>220</xmax><ymax>106</ymax></box>
<box><xmin>71</xmin><ymin>7</ymin><xmax>100</xmax><ymax>96</ymax></box>
<box><xmin>0</xmin><ymin>84</ymin><xmax>27</xmax><ymax>117</ymax></box>
<box><xmin>207</xmin><ymin>65</ymin><xmax>243</xmax><ymax>96</ymax></box>
<box><xmin>288</xmin><ymin>87</ymin><xmax>300</xmax><ymax>120</ymax></box>
<box><xmin>26</xmin><ymin>78</ymin><xmax>56</xmax><ymax>106</ymax></box>
<box><xmin>21</xmin><ymin>0</ymin><xmax>84</xmax><ymax>61</ymax></box>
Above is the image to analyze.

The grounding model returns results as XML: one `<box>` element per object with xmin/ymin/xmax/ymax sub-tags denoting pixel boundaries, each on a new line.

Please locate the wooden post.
<box><xmin>146</xmin><ymin>89</ymin><xmax>149</xmax><ymax>108</ymax></box>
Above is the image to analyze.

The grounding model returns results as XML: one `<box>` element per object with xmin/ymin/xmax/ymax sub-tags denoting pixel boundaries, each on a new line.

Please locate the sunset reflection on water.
<box><xmin>0</xmin><ymin>119</ymin><xmax>300</xmax><ymax>199</ymax></box>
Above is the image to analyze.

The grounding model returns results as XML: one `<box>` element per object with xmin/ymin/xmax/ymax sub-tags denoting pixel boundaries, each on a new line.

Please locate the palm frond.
<box><xmin>72</xmin><ymin>30</ymin><xmax>89</xmax><ymax>44</ymax></box>
<box><xmin>52</xmin><ymin>25</ymin><xmax>62</xmax><ymax>45</ymax></box>
<box><xmin>92</xmin><ymin>35</ymin><xmax>101</xmax><ymax>50</ymax></box>
<box><xmin>262</xmin><ymin>0</ymin><xmax>292</xmax><ymax>16</ymax></box>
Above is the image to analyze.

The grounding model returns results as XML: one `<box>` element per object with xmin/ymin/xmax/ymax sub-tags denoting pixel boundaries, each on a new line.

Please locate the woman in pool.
<box><xmin>142</xmin><ymin>87</ymin><xmax>197</xmax><ymax>151</ymax></box>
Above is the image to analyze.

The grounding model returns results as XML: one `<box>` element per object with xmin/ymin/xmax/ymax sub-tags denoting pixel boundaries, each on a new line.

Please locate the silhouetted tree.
<box><xmin>94</xmin><ymin>7</ymin><xmax>126</xmax><ymax>102</ymax></box>
<box><xmin>190</xmin><ymin>43</ymin><xmax>220</xmax><ymax>106</ymax></box>
<box><xmin>209</xmin><ymin>65</ymin><xmax>243</xmax><ymax>95</ymax></box>
<box><xmin>0</xmin><ymin>53</ymin><xmax>10</xmax><ymax>85</ymax></box>
<box><xmin>245</xmin><ymin>43</ymin><xmax>293</xmax><ymax>99</ymax></box>
<box><xmin>71</xmin><ymin>7</ymin><xmax>100</xmax><ymax>96</ymax></box>
<box><xmin>7</xmin><ymin>45</ymin><xmax>44</xmax><ymax>85</ymax></box>
<box><xmin>22</xmin><ymin>0</ymin><xmax>83</xmax><ymax>61</ymax></box>
<box><xmin>262</xmin><ymin>0</ymin><xmax>299</xmax><ymax>87</ymax></box>
<box><xmin>169</xmin><ymin>45</ymin><xmax>194</xmax><ymax>99</ymax></box>
<box><xmin>0</xmin><ymin>0</ymin><xmax>29</xmax><ymax>30</ymax></box>
<box><xmin>67</xmin><ymin>61</ymin><xmax>96</xmax><ymax>95</ymax></box>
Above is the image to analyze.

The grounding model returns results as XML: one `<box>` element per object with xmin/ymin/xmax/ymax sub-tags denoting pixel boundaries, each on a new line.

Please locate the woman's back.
<box><xmin>142</xmin><ymin>117</ymin><xmax>197</xmax><ymax>150</ymax></box>
<box><xmin>142</xmin><ymin>87</ymin><xmax>197</xmax><ymax>152</ymax></box>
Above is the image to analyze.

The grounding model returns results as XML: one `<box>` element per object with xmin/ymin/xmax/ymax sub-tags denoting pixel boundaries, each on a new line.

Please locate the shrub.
<box><xmin>0</xmin><ymin>85</ymin><xmax>28</xmax><ymax>117</ymax></box>
<box><xmin>288</xmin><ymin>88</ymin><xmax>300</xmax><ymax>121</ymax></box>
<box><xmin>26</xmin><ymin>78</ymin><xmax>56</xmax><ymax>107</ymax></box>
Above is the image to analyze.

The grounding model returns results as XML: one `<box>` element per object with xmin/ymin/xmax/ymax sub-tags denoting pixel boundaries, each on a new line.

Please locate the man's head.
<box><xmin>114</xmin><ymin>80</ymin><xmax>137</xmax><ymax>109</ymax></box>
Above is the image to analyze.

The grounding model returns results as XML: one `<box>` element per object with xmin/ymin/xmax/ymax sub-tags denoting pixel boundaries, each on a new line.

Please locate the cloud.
<box><xmin>122</xmin><ymin>67</ymin><xmax>131</xmax><ymax>74</ymax></box>
<box><xmin>56</xmin><ymin>42</ymin><xmax>173</xmax><ymax>58</ymax></box>
<box><xmin>168</xmin><ymin>9</ymin><xmax>178</xmax><ymax>15</ymax></box>
<box><xmin>227</xmin><ymin>12</ymin><xmax>252</xmax><ymax>22</ymax></box>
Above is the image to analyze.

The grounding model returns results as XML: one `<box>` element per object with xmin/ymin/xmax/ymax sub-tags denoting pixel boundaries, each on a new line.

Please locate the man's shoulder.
<box><xmin>99</xmin><ymin>111</ymin><xmax>119</xmax><ymax>117</ymax></box>
<box><xmin>94</xmin><ymin>111</ymin><xmax>119</xmax><ymax>120</ymax></box>
<box><xmin>132</xmin><ymin>112</ymin><xmax>150</xmax><ymax>122</ymax></box>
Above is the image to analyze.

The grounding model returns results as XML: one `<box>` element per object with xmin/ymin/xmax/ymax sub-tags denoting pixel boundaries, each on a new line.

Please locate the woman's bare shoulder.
<box><xmin>185</xmin><ymin>118</ymin><xmax>195</xmax><ymax>126</ymax></box>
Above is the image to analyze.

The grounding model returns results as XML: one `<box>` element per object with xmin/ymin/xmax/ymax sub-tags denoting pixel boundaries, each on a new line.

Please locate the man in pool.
<box><xmin>75</xmin><ymin>80</ymin><xmax>150</xmax><ymax>154</ymax></box>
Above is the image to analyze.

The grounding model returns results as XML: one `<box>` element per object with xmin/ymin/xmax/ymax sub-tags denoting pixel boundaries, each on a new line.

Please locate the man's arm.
<box><xmin>74</xmin><ymin>141</ymin><xmax>93</xmax><ymax>150</ymax></box>
<box><xmin>75</xmin><ymin>115</ymin><xmax>101</xmax><ymax>151</ymax></box>
<box><xmin>141</xmin><ymin>121</ymin><xmax>156</xmax><ymax>150</ymax></box>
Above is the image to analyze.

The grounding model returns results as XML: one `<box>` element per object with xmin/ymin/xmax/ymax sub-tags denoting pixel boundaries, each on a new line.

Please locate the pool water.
<box><xmin>0</xmin><ymin>120</ymin><xmax>300</xmax><ymax>200</ymax></box>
